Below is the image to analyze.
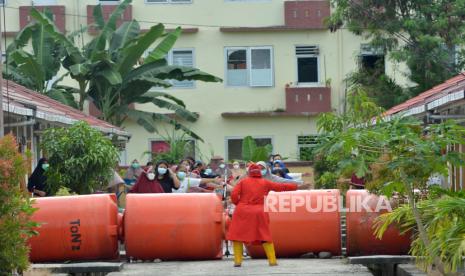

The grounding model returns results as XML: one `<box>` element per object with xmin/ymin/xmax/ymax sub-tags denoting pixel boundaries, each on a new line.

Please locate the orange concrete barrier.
<box><xmin>29</xmin><ymin>194</ymin><xmax>119</xmax><ymax>262</ymax></box>
<box><xmin>346</xmin><ymin>190</ymin><xmax>411</xmax><ymax>256</ymax></box>
<box><xmin>246</xmin><ymin>189</ymin><xmax>342</xmax><ymax>257</ymax></box>
<box><xmin>124</xmin><ymin>193</ymin><xmax>224</xmax><ymax>260</ymax></box>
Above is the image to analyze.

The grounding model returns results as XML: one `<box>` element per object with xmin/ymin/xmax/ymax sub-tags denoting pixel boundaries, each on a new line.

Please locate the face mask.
<box><xmin>261</xmin><ymin>169</ymin><xmax>267</xmax><ymax>176</ymax></box>
<box><xmin>132</xmin><ymin>163</ymin><xmax>140</xmax><ymax>169</ymax></box>
<box><xmin>147</xmin><ymin>173</ymin><xmax>155</xmax><ymax>181</ymax></box>
<box><xmin>219</xmin><ymin>164</ymin><xmax>226</xmax><ymax>169</ymax></box>
<box><xmin>205</xmin><ymin>168</ymin><xmax>212</xmax><ymax>175</ymax></box>
<box><xmin>233</xmin><ymin>165</ymin><xmax>240</xmax><ymax>170</ymax></box>
<box><xmin>177</xmin><ymin>172</ymin><xmax>186</xmax><ymax>180</ymax></box>
<box><xmin>157</xmin><ymin>167</ymin><xmax>167</xmax><ymax>175</ymax></box>
<box><xmin>42</xmin><ymin>163</ymin><xmax>50</xmax><ymax>171</ymax></box>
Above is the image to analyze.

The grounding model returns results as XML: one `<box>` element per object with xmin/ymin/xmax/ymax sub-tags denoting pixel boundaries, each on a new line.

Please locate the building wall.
<box><xmin>2</xmin><ymin>0</ymin><xmax>407</xmax><ymax>163</ymax></box>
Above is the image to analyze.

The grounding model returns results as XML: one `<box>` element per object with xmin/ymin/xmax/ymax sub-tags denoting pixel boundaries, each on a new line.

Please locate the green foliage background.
<box><xmin>41</xmin><ymin>121</ymin><xmax>119</xmax><ymax>194</ymax></box>
<box><xmin>0</xmin><ymin>135</ymin><xmax>37</xmax><ymax>274</ymax></box>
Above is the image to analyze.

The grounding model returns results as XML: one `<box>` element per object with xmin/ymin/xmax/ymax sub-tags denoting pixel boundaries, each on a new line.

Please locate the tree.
<box><xmin>31</xmin><ymin>0</ymin><xmax>221</xmax><ymax>139</ymax></box>
<box><xmin>241</xmin><ymin>136</ymin><xmax>273</xmax><ymax>162</ymax></box>
<box><xmin>0</xmin><ymin>135</ymin><xmax>37</xmax><ymax>274</ymax></box>
<box><xmin>345</xmin><ymin>62</ymin><xmax>409</xmax><ymax>109</ymax></box>
<box><xmin>41</xmin><ymin>121</ymin><xmax>119</xmax><ymax>194</ymax></box>
<box><xmin>328</xmin><ymin>0</ymin><xmax>465</xmax><ymax>98</ymax></box>
<box><xmin>315</xmin><ymin>88</ymin><xmax>465</xmax><ymax>274</ymax></box>
<box><xmin>375</xmin><ymin>189</ymin><xmax>465</xmax><ymax>274</ymax></box>
<box><xmin>3</xmin><ymin>9</ymin><xmax>81</xmax><ymax>108</ymax></box>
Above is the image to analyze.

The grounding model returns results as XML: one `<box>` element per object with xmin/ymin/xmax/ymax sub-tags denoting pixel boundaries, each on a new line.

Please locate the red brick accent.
<box><xmin>87</xmin><ymin>5</ymin><xmax>132</xmax><ymax>34</ymax></box>
<box><xmin>285</xmin><ymin>87</ymin><xmax>331</xmax><ymax>113</ymax></box>
<box><xmin>284</xmin><ymin>1</ymin><xmax>330</xmax><ymax>29</ymax></box>
<box><xmin>19</xmin><ymin>6</ymin><xmax>66</xmax><ymax>33</ymax></box>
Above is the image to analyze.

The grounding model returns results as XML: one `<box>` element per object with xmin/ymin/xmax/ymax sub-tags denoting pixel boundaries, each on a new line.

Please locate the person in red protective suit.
<box><xmin>226</xmin><ymin>163</ymin><xmax>298</xmax><ymax>267</ymax></box>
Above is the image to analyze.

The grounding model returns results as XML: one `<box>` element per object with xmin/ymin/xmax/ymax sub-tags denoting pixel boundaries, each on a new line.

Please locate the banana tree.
<box><xmin>315</xmin><ymin>88</ymin><xmax>465</xmax><ymax>275</ymax></box>
<box><xmin>32</xmin><ymin>0</ymin><xmax>221</xmax><ymax>140</ymax></box>
<box><xmin>4</xmin><ymin>9</ymin><xmax>78</xmax><ymax>108</ymax></box>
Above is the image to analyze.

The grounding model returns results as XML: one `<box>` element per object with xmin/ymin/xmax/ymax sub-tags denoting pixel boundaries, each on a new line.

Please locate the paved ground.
<box><xmin>107</xmin><ymin>259</ymin><xmax>373</xmax><ymax>276</ymax></box>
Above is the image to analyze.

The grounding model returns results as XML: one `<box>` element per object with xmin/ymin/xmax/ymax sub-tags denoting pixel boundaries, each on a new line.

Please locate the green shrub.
<box><xmin>41</xmin><ymin>121</ymin><xmax>119</xmax><ymax>194</ymax></box>
<box><xmin>0</xmin><ymin>135</ymin><xmax>37</xmax><ymax>274</ymax></box>
<box><xmin>242</xmin><ymin>136</ymin><xmax>273</xmax><ymax>162</ymax></box>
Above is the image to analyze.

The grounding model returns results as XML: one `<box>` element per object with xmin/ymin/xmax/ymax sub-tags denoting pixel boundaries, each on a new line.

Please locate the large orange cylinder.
<box><xmin>346</xmin><ymin>190</ymin><xmax>411</xmax><ymax>256</ymax></box>
<box><xmin>246</xmin><ymin>189</ymin><xmax>341</xmax><ymax>257</ymax></box>
<box><xmin>29</xmin><ymin>194</ymin><xmax>119</xmax><ymax>262</ymax></box>
<box><xmin>124</xmin><ymin>193</ymin><xmax>224</xmax><ymax>260</ymax></box>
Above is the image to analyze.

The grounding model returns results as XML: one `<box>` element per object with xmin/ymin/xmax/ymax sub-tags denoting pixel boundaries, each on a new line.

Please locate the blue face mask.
<box><xmin>132</xmin><ymin>163</ymin><xmax>140</xmax><ymax>169</ymax></box>
<box><xmin>205</xmin><ymin>168</ymin><xmax>212</xmax><ymax>175</ymax></box>
<box><xmin>261</xmin><ymin>169</ymin><xmax>267</xmax><ymax>176</ymax></box>
<box><xmin>157</xmin><ymin>167</ymin><xmax>167</xmax><ymax>175</ymax></box>
<box><xmin>42</xmin><ymin>163</ymin><xmax>50</xmax><ymax>171</ymax></box>
<box><xmin>177</xmin><ymin>172</ymin><xmax>186</xmax><ymax>180</ymax></box>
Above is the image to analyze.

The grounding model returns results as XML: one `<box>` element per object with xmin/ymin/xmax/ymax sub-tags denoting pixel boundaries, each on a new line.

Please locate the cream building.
<box><xmin>2</xmin><ymin>0</ymin><xmax>408</xmax><ymax>163</ymax></box>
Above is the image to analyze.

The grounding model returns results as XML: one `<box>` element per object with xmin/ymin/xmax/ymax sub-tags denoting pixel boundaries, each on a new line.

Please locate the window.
<box><xmin>296</xmin><ymin>45</ymin><xmax>319</xmax><ymax>84</ymax></box>
<box><xmin>360</xmin><ymin>44</ymin><xmax>385</xmax><ymax>73</ymax></box>
<box><xmin>99</xmin><ymin>0</ymin><xmax>119</xmax><ymax>4</ymax></box>
<box><xmin>298</xmin><ymin>135</ymin><xmax>318</xmax><ymax>161</ymax></box>
<box><xmin>0</xmin><ymin>0</ymin><xmax>4</xmax><ymax>6</ymax></box>
<box><xmin>144</xmin><ymin>48</ymin><xmax>195</xmax><ymax>88</ymax></box>
<box><xmin>170</xmin><ymin>49</ymin><xmax>195</xmax><ymax>88</ymax></box>
<box><xmin>226</xmin><ymin>137</ymin><xmax>272</xmax><ymax>161</ymax></box>
<box><xmin>32</xmin><ymin>0</ymin><xmax>57</xmax><ymax>5</ymax></box>
<box><xmin>226</xmin><ymin>46</ymin><xmax>273</xmax><ymax>87</ymax></box>
<box><xmin>151</xmin><ymin>139</ymin><xmax>196</xmax><ymax>159</ymax></box>
<box><xmin>146</xmin><ymin>0</ymin><xmax>192</xmax><ymax>3</ymax></box>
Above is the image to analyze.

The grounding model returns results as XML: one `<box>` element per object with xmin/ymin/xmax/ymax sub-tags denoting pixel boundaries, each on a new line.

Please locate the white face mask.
<box><xmin>147</xmin><ymin>173</ymin><xmax>155</xmax><ymax>181</ymax></box>
<box><xmin>219</xmin><ymin>164</ymin><xmax>226</xmax><ymax>169</ymax></box>
<box><xmin>233</xmin><ymin>164</ymin><xmax>240</xmax><ymax>170</ymax></box>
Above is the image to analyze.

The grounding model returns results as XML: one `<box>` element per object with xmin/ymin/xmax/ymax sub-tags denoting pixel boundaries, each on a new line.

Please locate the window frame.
<box><xmin>224</xmin><ymin>136</ymin><xmax>274</xmax><ymax>161</ymax></box>
<box><xmin>297</xmin><ymin>135</ymin><xmax>318</xmax><ymax>161</ymax></box>
<box><xmin>224</xmin><ymin>46</ymin><xmax>274</xmax><ymax>88</ymax></box>
<box><xmin>144</xmin><ymin>47</ymin><xmax>196</xmax><ymax>90</ymax></box>
<box><xmin>32</xmin><ymin>0</ymin><xmax>58</xmax><ymax>5</ymax></box>
<box><xmin>295</xmin><ymin>45</ymin><xmax>320</xmax><ymax>87</ymax></box>
<box><xmin>98</xmin><ymin>0</ymin><xmax>120</xmax><ymax>5</ymax></box>
<box><xmin>169</xmin><ymin>48</ymin><xmax>196</xmax><ymax>89</ymax></box>
<box><xmin>145</xmin><ymin>0</ymin><xmax>193</xmax><ymax>4</ymax></box>
<box><xmin>149</xmin><ymin>138</ymin><xmax>196</xmax><ymax>159</ymax></box>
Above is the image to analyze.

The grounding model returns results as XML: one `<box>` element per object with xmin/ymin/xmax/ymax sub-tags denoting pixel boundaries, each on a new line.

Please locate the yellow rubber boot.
<box><xmin>233</xmin><ymin>241</ymin><xmax>243</xmax><ymax>267</ymax></box>
<box><xmin>262</xmin><ymin>242</ymin><xmax>278</xmax><ymax>266</ymax></box>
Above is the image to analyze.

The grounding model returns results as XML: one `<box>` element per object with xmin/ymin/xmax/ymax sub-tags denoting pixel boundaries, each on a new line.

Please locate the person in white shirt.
<box><xmin>173</xmin><ymin>164</ymin><xmax>222</xmax><ymax>193</ymax></box>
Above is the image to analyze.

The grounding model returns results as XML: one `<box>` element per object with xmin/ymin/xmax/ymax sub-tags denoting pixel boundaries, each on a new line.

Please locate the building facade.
<box><xmin>2</xmin><ymin>0</ymin><xmax>409</xmax><ymax>163</ymax></box>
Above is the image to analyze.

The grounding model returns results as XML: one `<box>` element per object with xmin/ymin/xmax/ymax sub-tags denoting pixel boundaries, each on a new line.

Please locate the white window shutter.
<box><xmin>250</xmin><ymin>47</ymin><xmax>273</xmax><ymax>87</ymax></box>
<box><xmin>172</xmin><ymin>50</ymin><xmax>194</xmax><ymax>88</ymax></box>
<box><xmin>146</xmin><ymin>0</ymin><xmax>168</xmax><ymax>3</ymax></box>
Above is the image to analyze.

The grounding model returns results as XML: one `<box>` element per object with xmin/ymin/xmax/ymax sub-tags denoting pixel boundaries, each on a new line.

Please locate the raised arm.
<box><xmin>265</xmin><ymin>179</ymin><xmax>298</xmax><ymax>192</ymax></box>
<box><xmin>270</xmin><ymin>174</ymin><xmax>303</xmax><ymax>184</ymax></box>
<box><xmin>200</xmin><ymin>176</ymin><xmax>222</xmax><ymax>189</ymax></box>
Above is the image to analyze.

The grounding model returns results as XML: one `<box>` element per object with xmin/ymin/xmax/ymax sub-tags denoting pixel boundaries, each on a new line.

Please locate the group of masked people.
<box><xmin>27</xmin><ymin>155</ymin><xmax>308</xmax><ymax>268</ymax></box>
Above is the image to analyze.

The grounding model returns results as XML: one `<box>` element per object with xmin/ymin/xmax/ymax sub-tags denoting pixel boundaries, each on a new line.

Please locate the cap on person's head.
<box><xmin>248</xmin><ymin>163</ymin><xmax>262</xmax><ymax>177</ymax></box>
<box><xmin>211</xmin><ymin>155</ymin><xmax>224</xmax><ymax>161</ymax></box>
<box><xmin>256</xmin><ymin>161</ymin><xmax>268</xmax><ymax>169</ymax></box>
